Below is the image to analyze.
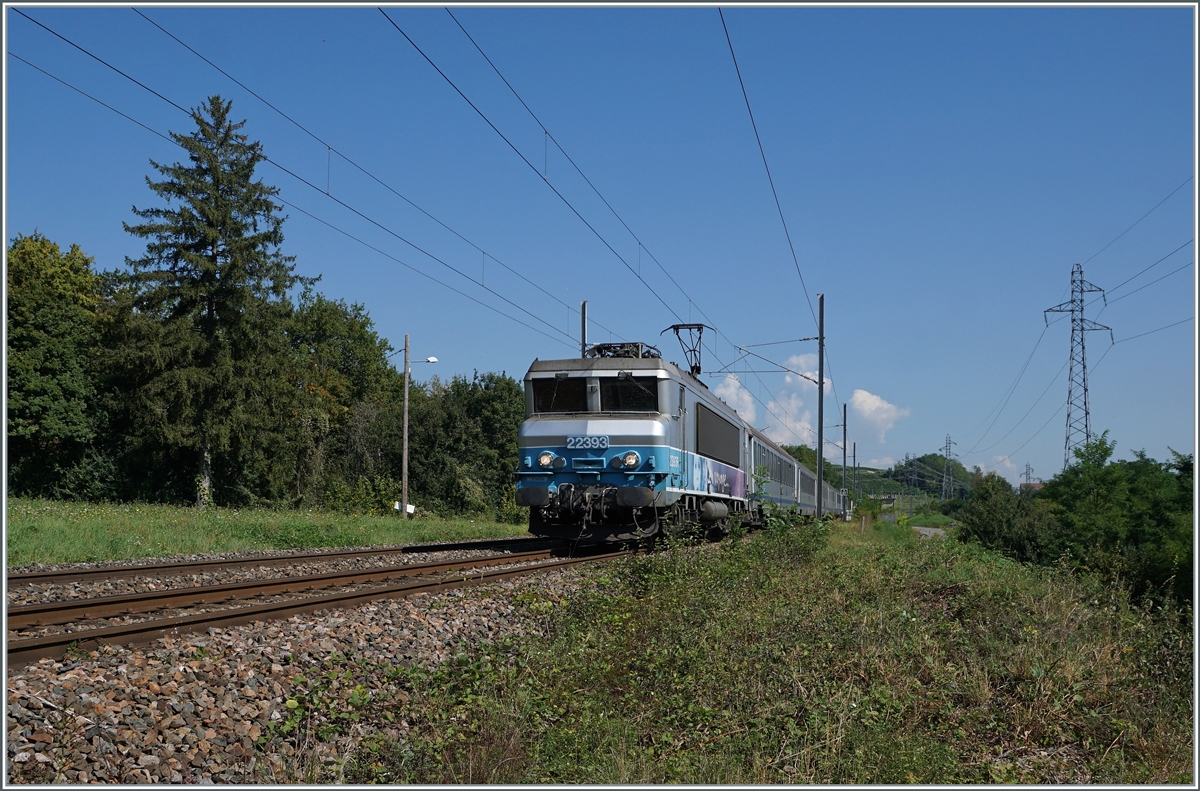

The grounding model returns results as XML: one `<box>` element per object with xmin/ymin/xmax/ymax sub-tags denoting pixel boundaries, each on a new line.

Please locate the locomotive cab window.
<box><xmin>532</xmin><ymin>376</ymin><xmax>588</xmax><ymax>413</ymax></box>
<box><xmin>600</xmin><ymin>376</ymin><xmax>659</xmax><ymax>412</ymax></box>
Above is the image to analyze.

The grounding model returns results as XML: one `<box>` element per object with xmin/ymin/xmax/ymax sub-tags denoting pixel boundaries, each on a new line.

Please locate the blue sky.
<box><xmin>5</xmin><ymin>4</ymin><xmax>1196</xmax><ymax>484</ymax></box>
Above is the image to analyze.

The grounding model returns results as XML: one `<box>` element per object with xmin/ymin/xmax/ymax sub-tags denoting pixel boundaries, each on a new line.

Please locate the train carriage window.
<box><xmin>696</xmin><ymin>404</ymin><xmax>740</xmax><ymax>467</ymax></box>
<box><xmin>531</xmin><ymin>377</ymin><xmax>588</xmax><ymax>413</ymax></box>
<box><xmin>800</xmin><ymin>472</ymin><xmax>816</xmax><ymax>496</ymax></box>
<box><xmin>600</xmin><ymin>376</ymin><xmax>659</xmax><ymax>412</ymax></box>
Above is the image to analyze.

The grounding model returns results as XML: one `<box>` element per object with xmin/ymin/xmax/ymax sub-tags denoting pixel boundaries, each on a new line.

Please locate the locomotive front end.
<box><xmin>516</xmin><ymin>353</ymin><xmax>673</xmax><ymax>542</ymax></box>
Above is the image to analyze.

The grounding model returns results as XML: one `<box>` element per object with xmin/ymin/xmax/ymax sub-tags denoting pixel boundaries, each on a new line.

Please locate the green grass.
<box><xmin>907</xmin><ymin>512</ymin><xmax>956</xmax><ymax>528</ymax></box>
<box><xmin>335</xmin><ymin>516</ymin><xmax>1191</xmax><ymax>784</ymax></box>
<box><xmin>5</xmin><ymin>498</ymin><xmax>529</xmax><ymax>567</ymax></box>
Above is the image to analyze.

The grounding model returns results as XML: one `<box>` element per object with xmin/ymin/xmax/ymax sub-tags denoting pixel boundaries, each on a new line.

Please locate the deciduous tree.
<box><xmin>5</xmin><ymin>232</ymin><xmax>101</xmax><ymax>495</ymax></box>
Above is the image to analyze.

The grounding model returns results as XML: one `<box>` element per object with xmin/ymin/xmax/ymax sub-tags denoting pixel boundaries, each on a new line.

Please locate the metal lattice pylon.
<box><xmin>941</xmin><ymin>434</ymin><xmax>956</xmax><ymax>500</ymax></box>
<box><xmin>1045</xmin><ymin>264</ymin><xmax>1113</xmax><ymax>470</ymax></box>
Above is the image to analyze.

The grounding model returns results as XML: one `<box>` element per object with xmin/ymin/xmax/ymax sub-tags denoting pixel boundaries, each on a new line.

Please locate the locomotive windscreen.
<box><xmin>695</xmin><ymin>403</ymin><xmax>740</xmax><ymax>467</ymax></box>
<box><xmin>600</xmin><ymin>376</ymin><xmax>659</xmax><ymax>412</ymax></box>
<box><xmin>531</xmin><ymin>377</ymin><xmax>588</xmax><ymax>413</ymax></box>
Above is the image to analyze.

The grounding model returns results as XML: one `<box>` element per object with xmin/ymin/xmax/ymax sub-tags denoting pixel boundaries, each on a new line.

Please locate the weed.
<box><xmin>348</xmin><ymin>519</ymin><xmax>1191</xmax><ymax>784</ymax></box>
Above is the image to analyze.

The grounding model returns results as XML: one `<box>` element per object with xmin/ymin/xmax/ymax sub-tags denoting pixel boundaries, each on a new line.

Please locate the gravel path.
<box><xmin>5</xmin><ymin>549</ymin><xmax>590</xmax><ymax>784</ymax></box>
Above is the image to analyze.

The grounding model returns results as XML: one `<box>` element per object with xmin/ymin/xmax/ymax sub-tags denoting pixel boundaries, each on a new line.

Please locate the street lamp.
<box><xmin>401</xmin><ymin>333</ymin><xmax>437</xmax><ymax>519</ymax></box>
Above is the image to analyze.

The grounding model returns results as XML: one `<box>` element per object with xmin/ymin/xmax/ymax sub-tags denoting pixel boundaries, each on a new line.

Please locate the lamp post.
<box><xmin>401</xmin><ymin>333</ymin><xmax>437</xmax><ymax>519</ymax></box>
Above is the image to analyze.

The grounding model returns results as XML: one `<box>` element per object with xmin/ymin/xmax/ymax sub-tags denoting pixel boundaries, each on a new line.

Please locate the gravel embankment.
<box><xmin>6</xmin><ymin>550</ymin><xmax>591</xmax><ymax>784</ymax></box>
<box><xmin>8</xmin><ymin>543</ymin><xmax>534</xmax><ymax>606</ymax></box>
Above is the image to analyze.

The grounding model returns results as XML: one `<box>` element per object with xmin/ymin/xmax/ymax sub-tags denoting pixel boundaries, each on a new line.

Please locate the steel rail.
<box><xmin>7</xmin><ymin>550</ymin><xmax>555</xmax><ymax>629</ymax></box>
<box><xmin>7</xmin><ymin>551</ymin><xmax>629</xmax><ymax>668</ymax></box>
<box><xmin>6</xmin><ymin>536</ymin><xmax>561</xmax><ymax>586</ymax></box>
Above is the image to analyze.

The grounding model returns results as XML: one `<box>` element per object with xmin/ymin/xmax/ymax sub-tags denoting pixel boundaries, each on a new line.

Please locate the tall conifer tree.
<box><xmin>123</xmin><ymin>96</ymin><xmax>307</xmax><ymax>507</ymax></box>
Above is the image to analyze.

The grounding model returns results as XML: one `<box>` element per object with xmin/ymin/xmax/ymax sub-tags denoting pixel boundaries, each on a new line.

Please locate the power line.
<box><xmin>988</xmin><ymin>317</ymin><xmax>1184</xmax><ymax>465</ymax></box>
<box><xmin>392</xmin><ymin>7</ymin><xmax>821</xmax><ymax>446</ymax></box>
<box><xmin>1104</xmin><ymin>261</ymin><xmax>1193</xmax><ymax>307</ymax></box>
<box><xmin>13</xmin><ymin>8</ymin><xmax>187</xmax><ymax>112</ymax></box>
<box><xmin>444</xmin><ymin>8</ymin><xmax>697</xmax><ymax>314</ymax></box>
<box><xmin>717</xmin><ymin>8</ymin><xmax>816</xmax><ymax>330</ymax></box>
<box><xmin>1113</xmin><ymin>316</ymin><xmax>1193</xmax><ymax>344</ymax></box>
<box><xmin>966</xmin><ymin>228</ymin><xmax>1191</xmax><ymax>452</ymax></box>
<box><xmin>1096</xmin><ymin>239</ymin><xmax>1193</xmax><ymax>302</ymax></box>
<box><xmin>1047</xmin><ymin>178</ymin><xmax>1193</xmax><ymax>320</ymax></box>
<box><xmin>7</xmin><ymin>50</ymin><xmax>576</xmax><ymax>351</ymax></box>
<box><xmin>445</xmin><ymin>6</ymin><xmax>806</xmax><ymax>423</ymax></box>
<box><xmin>960</xmin><ymin>325</ymin><xmax>1048</xmax><ymax>451</ymax></box>
<box><xmin>130</xmin><ymin>7</ymin><xmax>626</xmax><ymax>344</ymax></box>
<box><xmin>1046</xmin><ymin>239</ymin><xmax>1193</xmax><ymax>329</ymax></box>
<box><xmin>1045</xmin><ymin>264</ymin><xmax>1112</xmax><ymax>469</ymax></box>
<box><xmin>12</xmin><ymin>10</ymin><xmax>582</xmax><ymax>346</ymax></box>
<box><xmin>277</xmin><ymin>198</ymin><xmax>576</xmax><ymax>349</ymax></box>
<box><xmin>717</xmin><ymin>8</ymin><xmax>844</xmax><ymax>416</ymax></box>
<box><xmin>377</xmin><ymin>7</ymin><xmax>686</xmax><ymax>326</ymax></box>
<box><xmin>969</xmin><ymin>360</ymin><xmax>1068</xmax><ymax>458</ymax></box>
<box><xmin>1083</xmin><ymin>175</ymin><xmax>1193</xmax><ymax>265</ymax></box>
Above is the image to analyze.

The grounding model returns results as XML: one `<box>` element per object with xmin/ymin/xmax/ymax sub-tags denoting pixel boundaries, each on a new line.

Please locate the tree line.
<box><xmin>957</xmin><ymin>433</ymin><xmax>1193</xmax><ymax>605</ymax></box>
<box><xmin>7</xmin><ymin>96</ymin><xmax>525</xmax><ymax>519</ymax></box>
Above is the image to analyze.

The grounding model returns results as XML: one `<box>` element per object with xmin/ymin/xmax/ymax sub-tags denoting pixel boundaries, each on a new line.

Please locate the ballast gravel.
<box><xmin>5</xmin><ymin>549</ymin><xmax>592</xmax><ymax>784</ymax></box>
<box><xmin>8</xmin><ymin>543</ymin><xmax>540</xmax><ymax>607</ymax></box>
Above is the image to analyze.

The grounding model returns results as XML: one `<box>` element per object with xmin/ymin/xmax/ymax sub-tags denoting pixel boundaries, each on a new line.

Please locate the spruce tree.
<box><xmin>123</xmin><ymin>96</ymin><xmax>308</xmax><ymax>507</ymax></box>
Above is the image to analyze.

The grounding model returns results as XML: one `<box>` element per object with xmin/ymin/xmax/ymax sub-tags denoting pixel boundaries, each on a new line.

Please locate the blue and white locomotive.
<box><xmin>514</xmin><ymin>341</ymin><xmax>845</xmax><ymax>542</ymax></box>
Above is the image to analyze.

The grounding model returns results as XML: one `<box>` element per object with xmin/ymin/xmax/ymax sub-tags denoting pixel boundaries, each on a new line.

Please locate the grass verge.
<box><xmin>5</xmin><ymin>498</ymin><xmax>528</xmax><ymax>567</ymax></box>
<box><xmin>336</xmin><ymin>517</ymin><xmax>1191</xmax><ymax>784</ymax></box>
<box><xmin>907</xmin><ymin>512</ymin><xmax>956</xmax><ymax>528</ymax></box>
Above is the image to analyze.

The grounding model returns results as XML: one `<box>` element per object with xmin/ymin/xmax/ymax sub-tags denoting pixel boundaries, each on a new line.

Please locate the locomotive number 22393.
<box><xmin>566</xmin><ymin>435</ymin><xmax>609</xmax><ymax>449</ymax></box>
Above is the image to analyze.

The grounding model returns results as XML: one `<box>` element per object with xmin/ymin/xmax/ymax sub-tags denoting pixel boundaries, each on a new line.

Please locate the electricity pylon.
<box><xmin>1045</xmin><ymin>264</ymin><xmax>1113</xmax><ymax>470</ymax></box>
<box><xmin>941</xmin><ymin>434</ymin><xmax>956</xmax><ymax>500</ymax></box>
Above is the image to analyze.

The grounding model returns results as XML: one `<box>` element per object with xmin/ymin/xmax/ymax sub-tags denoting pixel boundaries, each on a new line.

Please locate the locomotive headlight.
<box><xmin>537</xmin><ymin>451</ymin><xmax>555</xmax><ymax>469</ymax></box>
<box><xmin>621</xmin><ymin>451</ymin><xmax>641</xmax><ymax>469</ymax></box>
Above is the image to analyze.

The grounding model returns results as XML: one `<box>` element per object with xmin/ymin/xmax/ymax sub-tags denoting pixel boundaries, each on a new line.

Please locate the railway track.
<box><xmin>7</xmin><ymin>546</ymin><xmax>630</xmax><ymax>668</ymax></box>
<box><xmin>6</xmin><ymin>535</ymin><xmax>562</xmax><ymax>586</ymax></box>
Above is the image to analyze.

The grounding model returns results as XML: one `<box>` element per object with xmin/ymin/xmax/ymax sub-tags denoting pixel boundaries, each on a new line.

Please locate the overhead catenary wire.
<box><xmin>10</xmin><ymin>10</ymin><xmax>583</xmax><ymax>346</ymax></box>
<box><xmin>718</xmin><ymin>7</ymin><xmax>844</xmax><ymax>416</ymax></box>
<box><xmin>17</xmin><ymin>13</ymin><xmax>827</xmax><ymax>457</ymax></box>
<box><xmin>129</xmin><ymin>7</ymin><xmax>626</xmax><ymax>345</ymax></box>
<box><xmin>716</xmin><ymin>8</ymin><xmax>816</xmax><ymax>334</ymax></box>
<box><xmin>377</xmin><ymin>7</ymin><xmax>686</xmax><ymax>327</ymax></box>
<box><xmin>396</xmin><ymin>7</ymin><xmax>820</xmax><ymax>447</ymax></box>
<box><xmin>6</xmin><ymin>50</ymin><xmax>576</xmax><ymax>351</ymax></box>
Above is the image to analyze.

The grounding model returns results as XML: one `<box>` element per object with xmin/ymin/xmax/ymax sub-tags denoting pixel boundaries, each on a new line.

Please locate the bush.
<box><xmin>957</xmin><ymin>472</ymin><xmax>1059</xmax><ymax>564</ymax></box>
<box><xmin>322</xmin><ymin>475</ymin><xmax>405</xmax><ymax>516</ymax></box>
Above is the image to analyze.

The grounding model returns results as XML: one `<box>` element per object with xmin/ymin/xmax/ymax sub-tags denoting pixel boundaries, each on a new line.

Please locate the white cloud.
<box><xmin>867</xmin><ymin>457</ymin><xmax>896</xmax><ymax>469</ymax></box>
<box><xmin>781</xmin><ymin>353</ymin><xmax>832</xmax><ymax>395</ymax></box>
<box><xmin>714</xmin><ymin>374</ymin><xmax>756</xmax><ymax>423</ymax></box>
<box><xmin>992</xmin><ymin>455</ymin><xmax>1018</xmax><ymax>477</ymax></box>
<box><xmin>763</xmin><ymin>391</ymin><xmax>816</xmax><ymax>446</ymax></box>
<box><xmin>850</xmin><ymin>389</ymin><xmax>910</xmax><ymax>442</ymax></box>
